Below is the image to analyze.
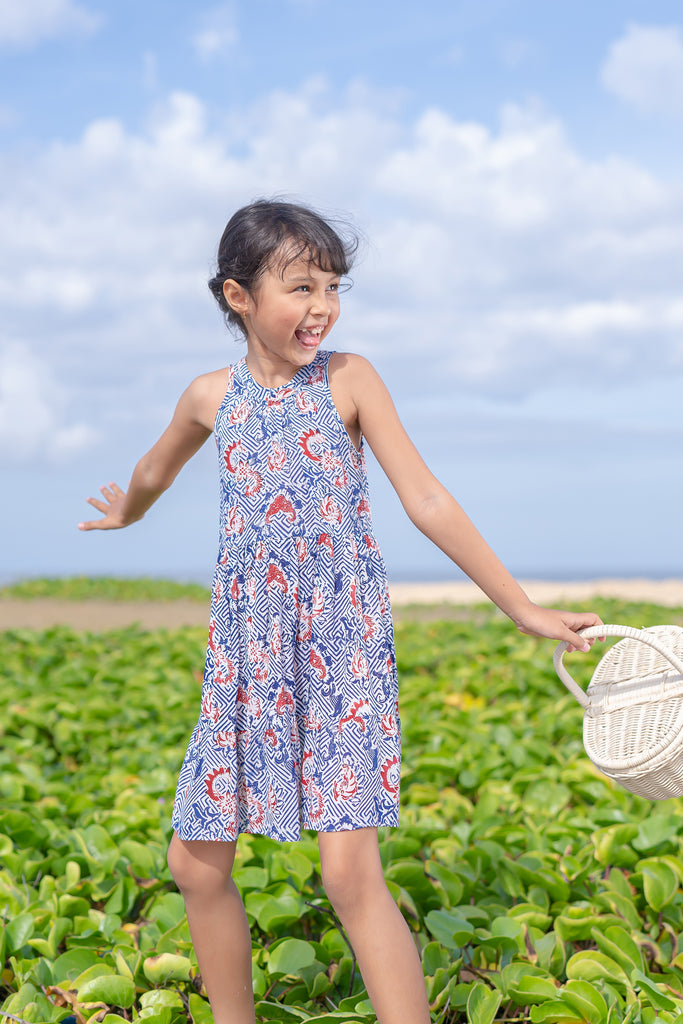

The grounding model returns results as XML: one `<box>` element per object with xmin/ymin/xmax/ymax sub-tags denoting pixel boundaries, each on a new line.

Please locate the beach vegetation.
<box><xmin>2</xmin><ymin>592</ymin><xmax>683</xmax><ymax>1022</ymax></box>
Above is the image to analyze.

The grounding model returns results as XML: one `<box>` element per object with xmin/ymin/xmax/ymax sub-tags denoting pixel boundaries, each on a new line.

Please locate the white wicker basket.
<box><xmin>554</xmin><ymin>624</ymin><xmax>683</xmax><ymax>800</ymax></box>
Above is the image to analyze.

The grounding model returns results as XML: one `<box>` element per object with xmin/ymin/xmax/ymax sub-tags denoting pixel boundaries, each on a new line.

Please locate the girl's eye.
<box><xmin>328</xmin><ymin>283</ymin><xmax>340</xmax><ymax>292</ymax></box>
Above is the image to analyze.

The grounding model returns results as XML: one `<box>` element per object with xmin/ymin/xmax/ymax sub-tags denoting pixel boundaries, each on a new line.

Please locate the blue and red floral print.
<box><xmin>172</xmin><ymin>351</ymin><xmax>400</xmax><ymax>842</ymax></box>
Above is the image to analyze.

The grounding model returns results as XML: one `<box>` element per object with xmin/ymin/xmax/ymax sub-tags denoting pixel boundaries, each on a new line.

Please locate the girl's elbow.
<box><xmin>405</xmin><ymin>492</ymin><xmax>442</xmax><ymax>532</ymax></box>
<box><xmin>137</xmin><ymin>457</ymin><xmax>173</xmax><ymax>494</ymax></box>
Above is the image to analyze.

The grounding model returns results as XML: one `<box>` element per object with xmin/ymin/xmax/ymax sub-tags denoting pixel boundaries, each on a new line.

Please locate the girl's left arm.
<box><xmin>78</xmin><ymin>374</ymin><xmax>219</xmax><ymax>531</ymax></box>
<box><xmin>335</xmin><ymin>354</ymin><xmax>601</xmax><ymax>651</ymax></box>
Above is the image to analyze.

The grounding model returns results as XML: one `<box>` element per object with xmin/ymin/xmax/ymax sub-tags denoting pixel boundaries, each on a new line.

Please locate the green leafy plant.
<box><xmin>1</xmin><ymin>588</ymin><xmax>683</xmax><ymax>1022</ymax></box>
<box><xmin>0</xmin><ymin>577</ymin><xmax>210</xmax><ymax>602</ymax></box>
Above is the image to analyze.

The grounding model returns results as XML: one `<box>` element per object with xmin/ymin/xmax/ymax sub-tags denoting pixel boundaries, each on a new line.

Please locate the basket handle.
<box><xmin>553</xmin><ymin>624</ymin><xmax>683</xmax><ymax>710</ymax></box>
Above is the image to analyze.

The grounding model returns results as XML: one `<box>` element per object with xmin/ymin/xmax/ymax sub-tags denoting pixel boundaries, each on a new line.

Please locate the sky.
<box><xmin>1</xmin><ymin>0</ymin><xmax>682</xmax><ymax>586</ymax></box>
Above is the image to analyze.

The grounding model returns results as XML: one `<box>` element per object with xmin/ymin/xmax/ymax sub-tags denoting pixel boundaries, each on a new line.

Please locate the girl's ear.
<box><xmin>223</xmin><ymin>279</ymin><xmax>249</xmax><ymax>318</ymax></box>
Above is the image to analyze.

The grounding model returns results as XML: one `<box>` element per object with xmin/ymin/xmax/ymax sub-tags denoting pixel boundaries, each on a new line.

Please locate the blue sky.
<box><xmin>2</xmin><ymin>0</ymin><xmax>682</xmax><ymax>585</ymax></box>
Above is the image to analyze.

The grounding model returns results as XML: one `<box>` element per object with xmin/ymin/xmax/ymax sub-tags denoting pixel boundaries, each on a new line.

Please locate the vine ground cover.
<box><xmin>2</xmin><ymin>590</ymin><xmax>683</xmax><ymax>1024</ymax></box>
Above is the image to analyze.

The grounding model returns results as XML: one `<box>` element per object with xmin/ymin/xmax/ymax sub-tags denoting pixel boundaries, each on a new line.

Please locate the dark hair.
<box><xmin>208</xmin><ymin>199</ymin><xmax>359</xmax><ymax>336</ymax></box>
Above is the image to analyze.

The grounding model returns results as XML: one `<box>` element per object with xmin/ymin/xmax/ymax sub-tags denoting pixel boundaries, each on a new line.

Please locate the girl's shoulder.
<box><xmin>327</xmin><ymin>351</ymin><xmax>385</xmax><ymax>399</ymax></box>
<box><xmin>326</xmin><ymin>351</ymin><xmax>389</xmax><ymax>435</ymax></box>
<box><xmin>327</xmin><ymin>350</ymin><xmax>377</xmax><ymax>383</ymax></box>
<box><xmin>182</xmin><ymin>364</ymin><xmax>240</xmax><ymax>432</ymax></box>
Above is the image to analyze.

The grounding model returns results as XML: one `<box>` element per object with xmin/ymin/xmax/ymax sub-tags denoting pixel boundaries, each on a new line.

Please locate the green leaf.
<box><xmin>189</xmin><ymin>993</ymin><xmax>215</xmax><ymax>1024</ymax></box>
<box><xmin>4</xmin><ymin>912</ymin><xmax>34</xmax><ymax>953</ymax></box>
<box><xmin>146</xmin><ymin>891</ymin><xmax>186</xmax><ymax>930</ymax></box>
<box><xmin>138</xmin><ymin>1009</ymin><xmax>173</xmax><ymax>1024</ymax></box>
<box><xmin>591</xmin><ymin>824</ymin><xmax>639</xmax><ymax>867</ymax></box>
<box><xmin>0</xmin><ymin>810</ymin><xmax>49</xmax><ymax>847</ymax></box>
<box><xmin>232</xmin><ymin>865</ymin><xmax>269</xmax><ymax>891</ymax></box>
<box><xmin>507</xmin><ymin>902</ymin><xmax>552</xmax><ymax>929</ymax></box>
<box><xmin>562</xmin><ymin>980</ymin><xmax>608</xmax><ymax>1024</ymax></box>
<box><xmin>427</xmin><ymin>966</ymin><xmax>455</xmax><ymax>1003</ymax></box>
<box><xmin>139</xmin><ymin>990</ymin><xmax>185</xmax><ymax>1010</ymax></box>
<box><xmin>530</xmin><ymin>999</ymin><xmax>585</xmax><ymax>1023</ymax></box>
<box><xmin>73</xmin><ymin>823</ymin><xmax>120</xmax><ymax>874</ymax></box>
<box><xmin>591</xmin><ymin>925</ymin><xmax>644</xmax><ymax>974</ymax></box>
<box><xmin>424</xmin><ymin>909</ymin><xmax>474</xmax><ymax>950</ymax></box>
<box><xmin>52</xmin><ymin>947</ymin><xmax>102</xmax><ymax>985</ymax></box>
<box><xmin>598</xmin><ymin>891</ymin><xmax>642</xmax><ymax>931</ymax></box>
<box><xmin>267</xmin><ymin>938</ymin><xmax>317</xmax><ymax>976</ymax></box>
<box><xmin>73</xmin><ymin>963</ymin><xmax>117</xmax><ymax>989</ymax></box>
<box><xmin>302</xmin><ymin>1016</ymin><xmax>369</xmax><ymax>1023</ymax></box>
<box><xmin>509</xmin><ymin>977</ymin><xmax>559</xmax><ymax>1005</ymax></box>
<box><xmin>142</xmin><ymin>952</ymin><xmax>193</xmax><ymax>983</ymax></box>
<box><xmin>638</xmin><ymin>858</ymin><xmax>678</xmax><ymax>911</ymax></box>
<box><xmin>422</xmin><ymin>940</ymin><xmax>451</xmax><ymax>976</ymax></box>
<box><xmin>633</xmin><ymin>815</ymin><xmax>680</xmax><ymax>852</ymax></box>
<box><xmin>500</xmin><ymin>963</ymin><xmax>553</xmax><ymax>998</ymax></box>
<box><xmin>630</xmin><ymin>969</ymin><xmax>678</xmax><ymax>1011</ymax></box>
<box><xmin>467</xmin><ymin>982</ymin><xmax>502</xmax><ymax>1024</ymax></box>
<box><xmin>566</xmin><ymin>951</ymin><xmax>630</xmax><ymax>991</ymax></box>
<box><xmin>424</xmin><ymin>860</ymin><xmax>464</xmax><ymax>905</ymax></box>
<box><xmin>253</xmin><ymin>885</ymin><xmax>304</xmax><ymax>932</ymax></box>
<box><xmin>77</xmin><ymin>973</ymin><xmax>136</xmax><ymax>1008</ymax></box>
<box><xmin>268</xmin><ymin>848</ymin><xmax>315</xmax><ymax>888</ymax></box>
<box><xmin>253</xmin><ymin>1001</ymin><xmax>311</xmax><ymax>1021</ymax></box>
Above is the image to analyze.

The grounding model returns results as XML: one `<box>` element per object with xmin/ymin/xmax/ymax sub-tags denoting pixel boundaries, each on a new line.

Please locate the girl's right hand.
<box><xmin>78</xmin><ymin>482</ymin><xmax>135</xmax><ymax>531</ymax></box>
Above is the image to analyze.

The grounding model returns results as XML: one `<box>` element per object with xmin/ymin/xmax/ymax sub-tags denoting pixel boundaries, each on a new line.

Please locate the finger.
<box><xmin>109</xmin><ymin>481</ymin><xmax>126</xmax><ymax>497</ymax></box>
<box><xmin>78</xmin><ymin>518</ymin><xmax>104</xmax><ymax>531</ymax></box>
<box><xmin>565</xmin><ymin>629</ymin><xmax>591</xmax><ymax>653</ymax></box>
<box><xmin>86</xmin><ymin>496</ymin><xmax>108</xmax><ymax>512</ymax></box>
<box><xmin>100</xmin><ymin>485</ymin><xmax>115</xmax><ymax>501</ymax></box>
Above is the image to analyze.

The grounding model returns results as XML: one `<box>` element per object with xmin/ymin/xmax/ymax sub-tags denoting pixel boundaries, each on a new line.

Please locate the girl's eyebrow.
<box><xmin>284</xmin><ymin>272</ymin><xmax>340</xmax><ymax>285</ymax></box>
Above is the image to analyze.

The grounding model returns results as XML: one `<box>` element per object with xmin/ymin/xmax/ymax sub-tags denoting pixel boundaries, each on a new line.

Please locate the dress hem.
<box><xmin>171</xmin><ymin>816</ymin><xmax>400</xmax><ymax>844</ymax></box>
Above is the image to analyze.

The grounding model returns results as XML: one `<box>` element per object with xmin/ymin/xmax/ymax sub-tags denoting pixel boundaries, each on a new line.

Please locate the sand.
<box><xmin>1</xmin><ymin>578</ymin><xmax>682</xmax><ymax>631</ymax></box>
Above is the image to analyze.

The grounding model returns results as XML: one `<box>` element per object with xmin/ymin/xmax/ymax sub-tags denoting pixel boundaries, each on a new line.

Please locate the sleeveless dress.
<box><xmin>171</xmin><ymin>350</ymin><xmax>400</xmax><ymax>842</ymax></box>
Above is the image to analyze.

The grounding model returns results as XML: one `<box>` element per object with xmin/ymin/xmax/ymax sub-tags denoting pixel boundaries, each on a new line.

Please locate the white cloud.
<box><xmin>1</xmin><ymin>79</ymin><xmax>683</xmax><ymax>465</ymax></box>
<box><xmin>601</xmin><ymin>23</ymin><xmax>683</xmax><ymax>116</ymax></box>
<box><xmin>0</xmin><ymin>343</ymin><xmax>97</xmax><ymax>462</ymax></box>
<box><xmin>192</xmin><ymin>4</ymin><xmax>238</xmax><ymax>60</ymax></box>
<box><xmin>0</xmin><ymin>0</ymin><xmax>101</xmax><ymax>48</ymax></box>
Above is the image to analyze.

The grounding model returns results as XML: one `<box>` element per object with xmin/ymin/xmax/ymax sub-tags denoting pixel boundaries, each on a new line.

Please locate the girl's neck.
<box><xmin>244</xmin><ymin>345</ymin><xmax>320</xmax><ymax>390</ymax></box>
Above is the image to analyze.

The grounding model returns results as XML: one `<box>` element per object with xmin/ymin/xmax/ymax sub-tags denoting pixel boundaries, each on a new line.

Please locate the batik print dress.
<box><xmin>171</xmin><ymin>350</ymin><xmax>401</xmax><ymax>842</ymax></box>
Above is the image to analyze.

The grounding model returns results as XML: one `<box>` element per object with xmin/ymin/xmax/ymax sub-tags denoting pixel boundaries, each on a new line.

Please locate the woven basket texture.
<box><xmin>582</xmin><ymin>625</ymin><xmax>683</xmax><ymax>799</ymax></box>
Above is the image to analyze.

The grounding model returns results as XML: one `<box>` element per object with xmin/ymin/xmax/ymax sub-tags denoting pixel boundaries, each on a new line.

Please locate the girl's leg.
<box><xmin>167</xmin><ymin>832</ymin><xmax>255</xmax><ymax>1024</ymax></box>
<box><xmin>318</xmin><ymin>827</ymin><xmax>430</xmax><ymax>1024</ymax></box>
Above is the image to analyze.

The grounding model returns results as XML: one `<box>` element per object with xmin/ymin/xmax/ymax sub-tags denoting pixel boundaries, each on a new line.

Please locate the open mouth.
<box><xmin>295</xmin><ymin>326</ymin><xmax>325</xmax><ymax>345</ymax></box>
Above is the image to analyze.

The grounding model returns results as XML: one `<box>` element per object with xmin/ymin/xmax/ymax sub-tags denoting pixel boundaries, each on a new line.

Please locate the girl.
<box><xmin>79</xmin><ymin>199</ymin><xmax>601</xmax><ymax>1024</ymax></box>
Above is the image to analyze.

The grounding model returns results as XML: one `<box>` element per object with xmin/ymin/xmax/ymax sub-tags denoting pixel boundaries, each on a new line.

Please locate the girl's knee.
<box><xmin>167</xmin><ymin>834</ymin><xmax>197</xmax><ymax>892</ymax></box>
<box><xmin>319</xmin><ymin>831</ymin><xmax>386</xmax><ymax>915</ymax></box>
<box><xmin>167</xmin><ymin>833</ymin><xmax>236</xmax><ymax>896</ymax></box>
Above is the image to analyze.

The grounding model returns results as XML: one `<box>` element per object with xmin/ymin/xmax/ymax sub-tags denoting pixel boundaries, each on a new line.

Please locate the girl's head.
<box><xmin>208</xmin><ymin>199</ymin><xmax>358</xmax><ymax>337</ymax></box>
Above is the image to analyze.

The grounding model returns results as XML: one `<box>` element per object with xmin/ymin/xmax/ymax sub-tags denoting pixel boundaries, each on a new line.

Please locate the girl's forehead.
<box><xmin>271</xmin><ymin>252</ymin><xmax>338</xmax><ymax>281</ymax></box>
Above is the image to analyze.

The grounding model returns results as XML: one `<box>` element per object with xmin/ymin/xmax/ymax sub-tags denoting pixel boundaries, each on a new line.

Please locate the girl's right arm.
<box><xmin>329</xmin><ymin>353</ymin><xmax>602</xmax><ymax>652</ymax></box>
<box><xmin>78</xmin><ymin>371</ymin><xmax>227</xmax><ymax>531</ymax></box>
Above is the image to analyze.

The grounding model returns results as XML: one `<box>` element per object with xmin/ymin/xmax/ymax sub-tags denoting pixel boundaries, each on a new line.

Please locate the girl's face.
<box><xmin>229</xmin><ymin>254</ymin><xmax>341</xmax><ymax>375</ymax></box>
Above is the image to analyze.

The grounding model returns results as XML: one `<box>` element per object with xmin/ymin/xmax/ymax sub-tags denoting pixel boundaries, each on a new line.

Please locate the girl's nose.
<box><xmin>310</xmin><ymin>291</ymin><xmax>331</xmax><ymax>315</ymax></box>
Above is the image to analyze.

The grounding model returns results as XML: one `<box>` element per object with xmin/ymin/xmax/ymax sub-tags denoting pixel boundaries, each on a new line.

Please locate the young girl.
<box><xmin>79</xmin><ymin>199</ymin><xmax>601</xmax><ymax>1024</ymax></box>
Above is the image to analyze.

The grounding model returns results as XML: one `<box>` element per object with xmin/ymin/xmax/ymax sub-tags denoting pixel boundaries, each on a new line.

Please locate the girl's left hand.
<box><xmin>78</xmin><ymin>482</ymin><xmax>132</xmax><ymax>530</ymax></box>
<box><xmin>513</xmin><ymin>605</ymin><xmax>604</xmax><ymax>653</ymax></box>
